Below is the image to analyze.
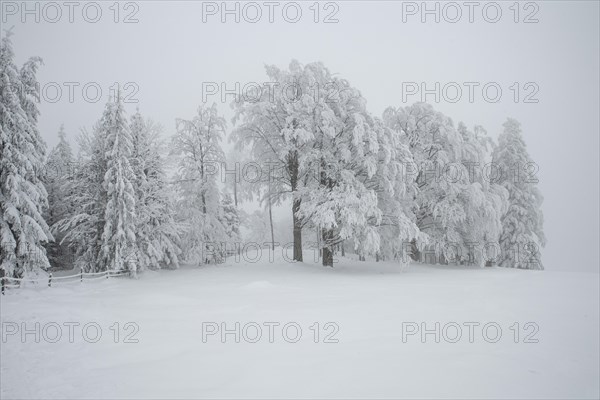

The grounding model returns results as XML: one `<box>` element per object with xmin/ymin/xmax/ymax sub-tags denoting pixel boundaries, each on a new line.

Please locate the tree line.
<box><xmin>0</xmin><ymin>36</ymin><xmax>546</xmax><ymax>278</ymax></box>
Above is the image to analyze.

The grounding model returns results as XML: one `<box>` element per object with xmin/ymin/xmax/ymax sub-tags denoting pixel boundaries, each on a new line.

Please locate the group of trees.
<box><xmin>231</xmin><ymin>61</ymin><xmax>545</xmax><ymax>268</ymax></box>
<box><xmin>1</xmin><ymin>36</ymin><xmax>546</xmax><ymax>278</ymax></box>
<box><xmin>49</xmin><ymin>98</ymin><xmax>181</xmax><ymax>275</ymax></box>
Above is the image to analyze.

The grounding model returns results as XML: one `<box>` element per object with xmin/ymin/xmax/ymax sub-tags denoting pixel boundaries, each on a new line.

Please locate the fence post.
<box><xmin>80</xmin><ymin>267</ymin><xmax>83</xmax><ymax>283</ymax></box>
<box><xmin>48</xmin><ymin>272</ymin><xmax>52</xmax><ymax>287</ymax></box>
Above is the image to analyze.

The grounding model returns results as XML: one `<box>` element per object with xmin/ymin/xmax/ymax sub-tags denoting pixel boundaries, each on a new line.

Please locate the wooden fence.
<box><xmin>1</xmin><ymin>268</ymin><xmax>130</xmax><ymax>295</ymax></box>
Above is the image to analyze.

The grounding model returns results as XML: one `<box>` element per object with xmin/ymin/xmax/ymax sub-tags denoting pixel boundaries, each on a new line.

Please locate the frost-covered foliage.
<box><xmin>297</xmin><ymin>76</ymin><xmax>389</xmax><ymax>267</ymax></box>
<box><xmin>455</xmin><ymin>123</ymin><xmax>508</xmax><ymax>266</ymax></box>
<box><xmin>100</xmin><ymin>94</ymin><xmax>137</xmax><ymax>274</ymax></box>
<box><xmin>54</xmin><ymin>122</ymin><xmax>108</xmax><ymax>272</ymax></box>
<box><xmin>232</xmin><ymin>61</ymin><xmax>421</xmax><ymax>267</ymax></box>
<box><xmin>374</xmin><ymin>124</ymin><xmax>424</xmax><ymax>263</ymax></box>
<box><xmin>56</xmin><ymin>103</ymin><xmax>182</xmax><ymax>273</ymax></box>
<box><xmin>14</xmin><ymin>55</ymin><xmax>544</xmax><ymax>272</ymax></box>
<box><xmin>231</xmin><ymin>60</ymin><xmax>326</xmax><ymax>262</ymax></box>
<box><xmin>130</xmin><ymin>111</ymin><xmax>181</xmax><ymax>270</ymax></box>
<box><xmin>383</xmin><ymin>103</ymin><xmax>510</xmax><ymax>266</ymax></box>
<box><xmin>43</xmin><ymin>124</ymin><xmax>74</xmax><ymax>269</ymax></box>
<box><xmin>384</xmin><ymin>103</ymin><xmax>465</xmax><ymax>259</ymax></box>
<box><xmin>219</xmin><ymin>193</ymin><xmax>241</xmax><ymax>253</ymax></box>
<box><xmin>172</xmin><ymin>104</ymin><xmax>228</xmax><ymax>264</ymax></box>
<box><xmin>492</xmin><ymin>119</ymin><xmax>545</xmax><ymax>269</ymax></box>
<box><xmin>0</xmin><ymin>32</ymin><xmax>52</xmax><ymax>278</ymax></box>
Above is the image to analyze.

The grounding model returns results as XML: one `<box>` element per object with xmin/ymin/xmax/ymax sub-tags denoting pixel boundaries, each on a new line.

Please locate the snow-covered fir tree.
<box><xmin>218</xmin><ymin>192</ymin><xmax>241</xmax><ymax>254</ymax></box>
<box><xmin>100</xmin><ymin>94</ymin><xmax>137</xmax><ymax>274</ymax></box>
<box><xmin>54</xmin><ymin>122</ymin><xmax>108</xmax><ymax>272</ymax></box>
<box><xmin>172</xmin><ymin>104</ymin><xmax>228</xmax><ymax>264</ymax></box>
<box><xmin>43</xmin><ymin>124</ymin><xmax>74</xmax><ymax>269</ymax></box>
<box><xmin>0</xmin><ymin>32</ymin><xmax>53</xmax><ymax>278</ymax></box>
<box><xmin>130</xmin><ymin>110</ymin><xmax>180</xmax><ymax>270</ymax></box>
<box><xmin>492</xmin><ymin>118</ymin><xmax>545</xmax><ymax>269</ymax></box>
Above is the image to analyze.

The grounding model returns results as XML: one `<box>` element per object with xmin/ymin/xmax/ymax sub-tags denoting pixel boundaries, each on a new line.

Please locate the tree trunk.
<box><xmin>292</xmin><ymin>198</ymin><xmax>303</xmax><ymax>262</ymax></box>
<box><xmin>268</xmin><ymin>190</ymin><xmax>275</xmax><ymax>251</ymax></box>
<box><xmin>289</xmin><ymin>151</ymin><xmax>303</xmax><ymax>262</ymax></box>
<box><xmin>410</xmin><ymin>239</ymin><xmax>420</xmax><ymax>262</ymax></box>
<box><xmin>316</xmin><ymin>227</ymin><xmax>321</xmax><ymax>257</ymax></box>
<box><xmin>322</xmin><ymin>229</ymin><xmax>334</xmax><ymax>267</ymax></box>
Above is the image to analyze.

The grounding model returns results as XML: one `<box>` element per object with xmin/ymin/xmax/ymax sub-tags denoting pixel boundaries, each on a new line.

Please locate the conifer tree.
<box><xmin>130</xmin><ymin>110</ymin><xmax>180</xmax><ymax>270</ymax></box>
<box><xmin>100</xmin><ymin>94</ymin><xmax>137</xmax><ymax>273</ymax></box>
<box><xmin>0</xmin><ymin>32</ymin><xmax>52</xmax><ymax>278</ymax></box>
<box><xmin>44</xmin><ymin>124</ymin><xmax>74</xmax><ymax>268</ymax></box>
<box><xmin>492</xmin><ymin>118</ymin><xmax>546</xmax><ymax>269</ymax></box>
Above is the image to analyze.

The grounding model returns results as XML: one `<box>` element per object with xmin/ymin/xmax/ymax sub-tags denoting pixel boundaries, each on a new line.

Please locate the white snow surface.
<box><xmin>1</xmin><ymin>249</ymin><xmax>598</xmax><ymax>399</ymax></box>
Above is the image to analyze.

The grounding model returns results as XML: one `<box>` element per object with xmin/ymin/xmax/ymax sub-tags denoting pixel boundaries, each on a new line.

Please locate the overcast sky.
<box><xmin>2</xmin><ymin>0</ymin><xmax>598</xmax><ymax>272</ymax></box>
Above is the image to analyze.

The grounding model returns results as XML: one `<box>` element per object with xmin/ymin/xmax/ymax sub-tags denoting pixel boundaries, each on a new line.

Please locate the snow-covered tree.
<box><xmin>243</xmin><ymin>209</ymin><xmax>270</xmax><ymax>244</ymax></box>
<box><xmin>172</xmin><ymin>104</ymin><xmax>228</xmax><ymax>264</ymax></box>
<box><xmin>218</xmin><ymin>192</ymin><xmax>241</xmax><ymax>255</ymax></box>
<box><xmin>383</xmin><ymin>103</ymin><xmax>504</xmax><ymax>265</ymax></box>
<box><xmin>0</xmin><ymin>32</ymin><xmax>53</xmax><ymax>278</ymax></box>
<box><xmin>298</xmin><ymin>77</ymin><xmax>391</xmax><ymax>267</ymax></box>
<box><xmin>100</xmin><ymin>94</ymin><xmax>137</xmax><ymax>274</ymax></box>
<box><xmin>54</xmin><ymin>123</ymin><xmax>108</xmax><ymax>272</ymax></box>
<box><xmin>233</xmin><ymin>61</ymin><xmax>424</xmax><ymax>267</ymax></box>
<box><xmin>43</xmin><ymin>124</ymin><xmax>74</xmax><ymax>269</ymax></box>
<box><xmin>492</xmin><ymin>118</ymin><xmax>545</xmax><ymax>269</ymax></box>
<box><xmin>231</xmin><ymin>60</ymin><xmax>324</xmax><ymax>262</ymax></box>
<box><xmin>374</xmin><ymin>124</ymin><xmax>424</xmax><ymax>263</ymax></box>
<box><xmin>454</xmin><ymin>123</ymin><xmax>508</xmax><ymax>266</ymax></box>
<box><xmin>130</xmin><ymin>110</ymin><xmax>180</xmax><ymax>270</ymax></box>
<box><xmin>383</xmin><ymin>103</ymin><xmax>463</xmax><ymax>261</ymax></box>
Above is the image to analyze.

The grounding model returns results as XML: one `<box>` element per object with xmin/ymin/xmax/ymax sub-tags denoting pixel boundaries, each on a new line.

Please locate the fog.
<box><xmin>4</xmin><ymin>0</ymin><xmax>598</xmax><ymax>271</ymax></box>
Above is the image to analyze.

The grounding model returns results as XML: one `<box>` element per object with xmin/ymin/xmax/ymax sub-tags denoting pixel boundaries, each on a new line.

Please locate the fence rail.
<box><xmin>1</xmin><ymin>268</ymin><xmax>130</xmax><ymax>294</ymax></box>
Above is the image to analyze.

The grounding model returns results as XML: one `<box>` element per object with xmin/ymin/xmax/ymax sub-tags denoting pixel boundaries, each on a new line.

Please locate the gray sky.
<box><xmin>2</xmin><ymin>0</ymin><xmax>598</xmax><ymax>272</ymax></box>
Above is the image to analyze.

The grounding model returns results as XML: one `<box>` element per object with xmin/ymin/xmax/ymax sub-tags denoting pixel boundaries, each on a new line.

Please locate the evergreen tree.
<box><xmin>0</xmin><ymin>32</ymin><xmax>52</xmax><ymax>278</ymax></box>
<box><xmin>492</xmin><ymin>118</ymin><xmax>545</xmax><ymax>269</ymax></box>
<box><xmin>130</xmin><ymin>110</ymin><xmax>180</xmax><ymax>270</ymax></box>
<box><xmin>43</xmin><ymin>124</ymin><xmax>74</xmax><ymax>269</ymax></box>
<box><xmin>220</xmin><ymin>193</ymin><xmax>240</xmax><ymax>243</ymax></box>
<box><xmin>219</xmin><ymin>192</ymin><xmax>241</xmax><ymax>256</ymax></box>
<box><xmin>100</xmin><ymin>94</ymin><xmax>137</xmax><ymax>274</ymax></box>
<box><xmin>54</xmin><ymin>123</ymin><xmax>108</xmax><ymax>272</ymax></box>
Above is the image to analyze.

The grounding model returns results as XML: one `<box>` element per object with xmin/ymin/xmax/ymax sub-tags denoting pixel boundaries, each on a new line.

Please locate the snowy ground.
<box><xmin>1</xmin><ymin>249</ymin><xmax>598</xmax><ymax>399</ymax></box>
